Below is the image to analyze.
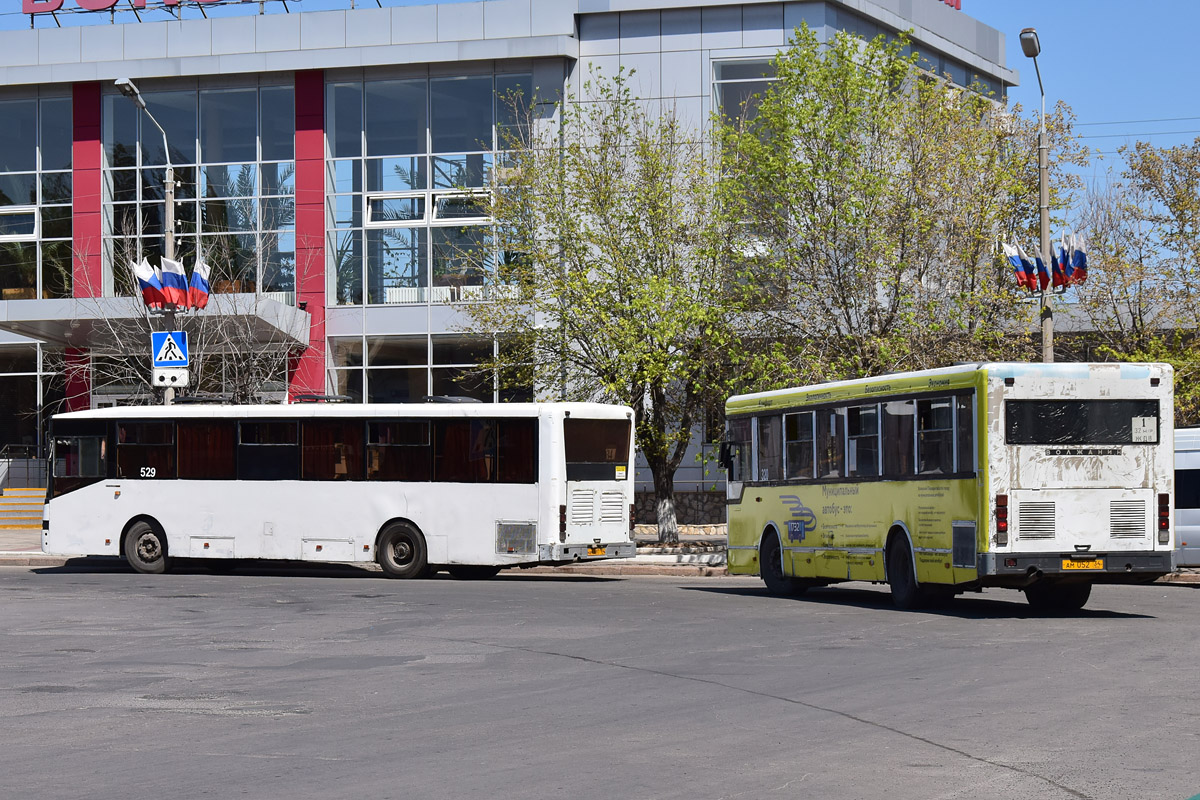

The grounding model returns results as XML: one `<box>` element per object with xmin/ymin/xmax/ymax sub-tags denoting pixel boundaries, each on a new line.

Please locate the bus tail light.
<box><xmin>629</xmin><ymin>503</ymin><xmax>636</xmax><ymax>531</ymax></box>
<box><xmin>1158</xmin><ymin>493</ymin><xmax>1170</xmax><ymax>544</ymax></box>
<box><xmin>559</xmin><ymin>504</ymin><xmax>567</xmax><ymax>543</ymax></box>
<box><xmin>995</xmin><ymin>494</ymin><xmax>1008</xmax><ymax>546</ymax></box>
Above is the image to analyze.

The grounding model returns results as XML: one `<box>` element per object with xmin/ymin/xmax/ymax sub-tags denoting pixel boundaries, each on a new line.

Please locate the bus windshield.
<box><xmin>564</xmin><ymin>418</ymin><xmax>631</xmax><ymax>480</ymax></box>
<box><xmin>1005</xmin><ymin>400</ymin><xmax>1159</xmax><ymax>445</ymax></box>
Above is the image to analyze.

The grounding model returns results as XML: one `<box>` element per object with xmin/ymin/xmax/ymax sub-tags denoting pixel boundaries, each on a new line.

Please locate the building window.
<box><xmin>712</xmin><ymin>60</ymin><xmax>777</xmax><ymax>125</ymax></box>
<box><xmin>328</xmin><ymin>72</ymin><xmax>532</xmax><ymax>307</ymax></box>
<box><xmin>0</xmin><ymin>96</ymin><xmax>72</xmax><ymax>300</ymax></box>
<box><xmin>329</xmin><ymin>333</ymin><xmax>528</xmax><ymax>403</ymax></box>
<box><xmin>101</xmin><ymin>82</ymin><xmax>296</xmax><ymax>303</ymax></box>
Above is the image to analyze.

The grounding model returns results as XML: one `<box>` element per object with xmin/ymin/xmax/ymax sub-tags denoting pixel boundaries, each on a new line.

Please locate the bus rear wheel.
<box><xmin>377</xmin><ymin>522</ymin><xmax>430</xmax><ymax>579</ymax></box>
<box><xmin>1025</xmin><ymin>581</ymin><xmax>1091</xmax><ymax>613</ymax></box>
<box><xmin>760</xmin><ymin>533</ymin><xmax>807</xmax><ymax>596</ymax></box>
<box><xmin>124</xmin><ymin>520</ymin><xmax>169</xmax><ymax>575</ymax></box>
<box><xmin>448</xmin><ymin>565</ymin><xmax>502</xmax><ymax>580</ymax></box>
<box><xmin>887</xmin><ymin>537</ymin><xmax>921</xmax><ymax>610</ymax></box>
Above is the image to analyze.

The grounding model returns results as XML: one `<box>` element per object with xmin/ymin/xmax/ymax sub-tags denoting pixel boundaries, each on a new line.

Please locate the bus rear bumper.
<box><xmin>538</xmin><ymin>542</ymin><xmax>637</xmax><ymax>563</ymax></box>
<box><xmin>978</xmin><ymin>551</ymin><xmax>1174</xmax><ymax>584</ymax></box>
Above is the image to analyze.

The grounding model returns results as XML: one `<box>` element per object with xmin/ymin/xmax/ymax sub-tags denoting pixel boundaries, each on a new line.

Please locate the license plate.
<box><xmin>587</xmin><ymin>546</ymin><xmax>607</xmax><ymax>557</ymax></box>
<box><xmin>1062</xmin><ymin>558</ymin><xmax>1104</xmax><ymax>570</ymax></box>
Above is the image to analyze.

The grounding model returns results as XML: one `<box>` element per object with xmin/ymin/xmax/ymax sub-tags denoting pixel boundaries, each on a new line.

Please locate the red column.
<box><xmin>64</xmin><ymin>348</ymin><xmax>90</xmax><ymax>412</ymax></box>
<box><xmin>289</xmin><ymin>69</ymin><xmax>327</xmax><ymax>400</ymax></box>
<box><xmin>68</xmin><ymin>82</ymin><xmax>103</xmax><ymax>412</ymax></box>
<box><xmin>72</xmin><ymin>82</ymin><xmax>102</xmax><ymax>298</ymax></box>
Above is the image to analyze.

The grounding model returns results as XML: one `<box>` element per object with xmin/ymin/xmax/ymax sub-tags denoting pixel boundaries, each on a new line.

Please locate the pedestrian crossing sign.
<box><xmin>151</xmin><ymin>330</ymin><xmax>189</xmax><ymax>368</ymax></box>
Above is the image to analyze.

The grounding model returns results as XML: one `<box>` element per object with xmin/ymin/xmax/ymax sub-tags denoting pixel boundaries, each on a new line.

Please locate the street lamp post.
<box><xmin>1020</xmin><ymin>28</ymin><xmax>1053</xmax><ymax>363</ymax></box>
<box><xmin>116</xmin><ymin>78</ymin><xmax>178</xmax><ymax>404</ymax></box>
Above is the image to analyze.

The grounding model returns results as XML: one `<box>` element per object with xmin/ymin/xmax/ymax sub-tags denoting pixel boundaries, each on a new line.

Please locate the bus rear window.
<box><xmin>1005</xmin><ymin>400</ymin><xmax>1159</xmax><ymax>445</ymax></box>
<box><xmin>564</xmin><ymin>418</ymin><xmax>631</xmax><ymax>481</ymax></box>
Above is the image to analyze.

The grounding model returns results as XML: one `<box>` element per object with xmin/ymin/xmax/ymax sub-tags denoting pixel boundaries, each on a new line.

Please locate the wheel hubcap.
<box><xmin>137</xmin><ymin>534</ymin><xmax>160</xmax><ymax>562</ymax></box>
<box><xmin>392</xmin><ymin>539</ymin><xmax>412</xmax><ymax>565</ymax></box>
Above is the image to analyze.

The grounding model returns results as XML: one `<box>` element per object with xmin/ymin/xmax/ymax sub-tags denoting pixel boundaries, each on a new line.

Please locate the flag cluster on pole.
<box><xmin>130</xmin><ymin>258</ymin><xmax>211</xmax><ymax>311</ymax></box>
<box><xmin>1003</xmin><ymin>233</ymin><xmax>1087</xmax><ymax>294</ymax></box>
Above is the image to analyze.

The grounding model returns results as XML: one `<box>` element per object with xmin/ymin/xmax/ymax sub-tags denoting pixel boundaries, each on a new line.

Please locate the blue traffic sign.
<box><xmin>151</xmin><ymin>330</ymin><xmax>189</xmax><ymax>368</ymax></box>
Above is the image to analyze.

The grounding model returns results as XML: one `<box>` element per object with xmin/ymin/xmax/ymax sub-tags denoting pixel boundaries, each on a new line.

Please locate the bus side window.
<box><xmin>756</xmin><ymin>415</ymin><xmax>782</xmax><ymax>482</ymax></box>
<box><xmin>784</xmin><ymin>411</ymin><xmax>814</xmax><ymax>480</ymax></box>
<box><xmin>115</xmin><ymin>422</ymin><xmax>176</xmax><ymax>479</ymax></box>
<box><xmin>302</xmin><ymin>419</ymin><xmax>365</xmax><ymax>480</ymax></box>
<box><xmin>367</xmin><ymin>420</ymin><xmax>431</xmax><ymax>481</ymax></box>
<box><xmin>178</xmin><ymin>421</ymin><xmax>236</xmax><ymax>479</ymax></box>
<box><xmin>817</xmin><ymin>408</ymin><xmax>846</xmax><ymax>479</ymax></box>
<box><xmin>847</xmin><ymin>404</ymin><xmax>880</xmax><ymax>477</ymax></box>
<box><xmin>883</xmin><ymin>400</ymin><xmax>915</xmax><ymax>477</ymax></box>
<box><xmin>917</xmin><ymin>398</ymin><xmax>954</xmax><ymax>475</ymax></box>
<box><xmin>955</xmin><ymin>395</ymin><xmax>975</xmax><ymax>474</ymax></box>
<box><xmin>1178</xmin><ymin>469</ymin><xmax>1200</xmax><ymax>509</ymax></box>
<box><xmin>724</xmin><ymin>418</ymin><xmax>752</xmax><ymax>482</ymax></box>
<box><xmin>497</xmin><ymin>419</ymin><xmax>537</xmax><ymax>483</ymax></box>
<box><xmin>238</xmin><ymin>421</ymin><xmax>300</xmax><ymax>481</ymax></box>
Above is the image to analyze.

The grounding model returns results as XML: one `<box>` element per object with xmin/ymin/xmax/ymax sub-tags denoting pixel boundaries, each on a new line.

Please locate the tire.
<box><xmin>124</xmin><ymin>520</ymin><xmax>169</xmax><ymax>575</ymax></box>
<box><xmin>1025</xmin><ymin>581</ymin><xmax>1091</xmax><ymax>613</ymax></box>
<box><xmin>377</xmin><ymin>522</ymin><xmax>430</xmax><ymax>579</ymax></box>
<box><xmin>447</xmin><ymin>565</ymin><xmax>502</xmax><ymax>581</ymax></box>
<box><xmin>887</xmin><ymin>536</ymin><xmax>921</xmax><ymax>610</ymax></box>
<box><xmin>760</xmin><ymin>532</ymin><xmax>807</xmax><ymax>597</ymax></box>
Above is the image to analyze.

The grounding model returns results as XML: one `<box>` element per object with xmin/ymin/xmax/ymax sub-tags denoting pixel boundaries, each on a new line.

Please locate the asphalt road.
<box><xmin>1</xmin><ymin>563</ymin><xmax>1197</xmax><ymax>800</ymax></box>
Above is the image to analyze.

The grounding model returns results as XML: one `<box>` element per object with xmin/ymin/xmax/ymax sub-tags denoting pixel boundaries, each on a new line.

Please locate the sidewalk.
<box><xmin>4</xmin><ymin>526</ymin><xmax>1198</xmax><ymax>583</ymax></box>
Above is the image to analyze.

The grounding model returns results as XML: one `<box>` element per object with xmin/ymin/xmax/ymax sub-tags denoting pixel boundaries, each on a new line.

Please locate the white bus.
<box><xmin>1175</xmin><ymin>427</ymin><xmax>1200</xmax><ymax>567</ymax></box>
<box><xmin>723</xmin><ymin>362</ymin><xmax>1175</xmax><ymax>611</ymax></box>
<box><xmin>44</xmin><ymin>402</ymin><xmax>637</xmax><ymax>577</ymax></box>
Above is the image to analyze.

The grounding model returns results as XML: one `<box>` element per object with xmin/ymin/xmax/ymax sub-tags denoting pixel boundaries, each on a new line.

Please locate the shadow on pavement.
<box><xmin>682</xmin><ymin>583</ymin><xmax>1155</xmax><ymax>620</ymax></box>
<box><xmin>31</xmin><ymin>557</ymin><xmax>616</xmax><ymax>582</ymax></box>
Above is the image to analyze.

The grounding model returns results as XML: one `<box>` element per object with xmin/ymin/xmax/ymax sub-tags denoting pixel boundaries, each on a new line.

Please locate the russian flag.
<box><xmin>1032</xmin><ymin>244</ymin><xmax>1050</xmax><ymax>291</ymax></box>
<box><xmin>188</xmin><ymin>261</ymin><xmax>211</xmax><ymax>310</ymax></box>
<box><xmin>1059</xmin><ymin>233</ymin><xmax>1076</xmax><ymax>286</ymax></box>
<box><xmin>159</xmin><ymin>258</ymin><xmax>189</xmax><ymax>308</ymax></box>
<box><xmin>132</xmin><ymin>259</ymin><xmax>166</xmax><ymax>310</ymax></box>
<box><xmin>1016</xmin><ymin>245</ymin><xmax>1039</xmax><ymax>292</ymax></box>
<box><xmin>1003</xmin><ymin>243</ymin><xmax>1030</xmax><ymax>290</ymax></box>
<box><xmin>1070</xmin><ymin>233</ymin><xmax>1088</xmax><ymax>285</ymax></box>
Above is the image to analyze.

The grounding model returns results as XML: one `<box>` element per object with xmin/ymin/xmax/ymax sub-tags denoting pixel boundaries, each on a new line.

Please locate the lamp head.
<box><xmin>115</xmin><ymin>78</ymin><xmax>146</xmax><ymax>109</ymax></box>
<box><xmin>1019</xmin><ymin>28</ymin><xmax>1041</xmax><ymax>59</ymax></box>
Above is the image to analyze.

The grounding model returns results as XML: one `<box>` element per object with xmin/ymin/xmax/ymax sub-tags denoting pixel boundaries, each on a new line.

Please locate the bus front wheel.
<box><xmin>1025</xmin><ymin>581</ymin><xmax>1091</xmax><ymax>613</ymax></box>
<box><xmin>124</xmin><ymin>520</ymin><xmax>169</xmax><ymax>575</ymax></box>
<box><xmin>760</xmin><ymin>533</ymin><xmax>807</xmax><ymax>597</ymax></box>
<box><xmin>377</xmin><ymin>522</ymin><xmax>430</xmax><ymax>579</ymax></box>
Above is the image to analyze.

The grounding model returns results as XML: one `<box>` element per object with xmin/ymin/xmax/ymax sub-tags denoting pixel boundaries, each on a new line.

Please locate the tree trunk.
<box><xmin>653</xmin><ymin>465</ymin><xmax>679</xmax><ymax>545</ymax></box>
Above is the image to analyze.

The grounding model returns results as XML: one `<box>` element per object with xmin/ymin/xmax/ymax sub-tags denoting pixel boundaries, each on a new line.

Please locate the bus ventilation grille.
<box><xmin>570</xmin><ymin>489</ymin><xmax>595</xmax><ymax>525</ymax></box>
<box><xmin>496</xmin><ymin>522</ymin><xmax>536</xmax><ymax>555</ymax></box>
<box><xmin>1109</xmin><ymin>500</ymin><xmax>1147</xmax><ymax>539</ymax></box>
<box><xmin>599</xmin><ymin>491</ymin><xmax>625</xmax><ymax>524</ymax></box>
<box><xmin>1017</xmin><ymin>502</ymin><xmax>1055</xmax><ymax>539</ymax></box>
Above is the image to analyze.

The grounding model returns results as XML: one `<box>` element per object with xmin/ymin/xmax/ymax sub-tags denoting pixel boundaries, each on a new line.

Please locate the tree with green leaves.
<box><xmin>1075</xmin><ymin>140</ymin><xmax>1200</xmax><ymax>424</ymax></box>
<box><xmin>464</xmin><ymin>71</ymin><xmax>763</xmax><ymax>543</ymax></box>
<box><xmin>718</xmin><ymin>25</ymin><xmax>1084</xmax><ymax>384</ymax></box>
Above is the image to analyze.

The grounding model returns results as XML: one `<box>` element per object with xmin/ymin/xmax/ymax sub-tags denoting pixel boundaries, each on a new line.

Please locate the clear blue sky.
<box><xmin>967</xmin><ymin>0</ymin><xmax>1200</xmax><ymax>183</ymax></box>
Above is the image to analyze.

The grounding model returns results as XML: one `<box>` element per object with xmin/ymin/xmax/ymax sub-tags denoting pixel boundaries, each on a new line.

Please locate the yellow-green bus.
<box><xmin>721</xmin><ymin>363</ymin><xmax>1175</xmax><ymax>611</ymax></box>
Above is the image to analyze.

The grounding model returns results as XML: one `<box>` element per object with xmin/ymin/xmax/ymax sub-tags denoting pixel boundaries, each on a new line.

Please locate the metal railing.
<box><xmin>0</xmin><ymin>445</ymin><xmax>47</xmax><ymax>490</ymax></box>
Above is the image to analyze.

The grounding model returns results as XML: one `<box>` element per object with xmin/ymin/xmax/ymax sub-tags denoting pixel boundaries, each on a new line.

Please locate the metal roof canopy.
<box><xmin>0</xmin><ymin>293</ymin><xmax>310</xmax><ymax>354</ymax></box>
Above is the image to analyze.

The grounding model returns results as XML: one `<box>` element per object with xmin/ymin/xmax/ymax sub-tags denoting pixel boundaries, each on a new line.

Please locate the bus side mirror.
<box><xmin>718</xmin><ymin>441</ymin><xmax>733</xmax><ymax>473</ymax></box>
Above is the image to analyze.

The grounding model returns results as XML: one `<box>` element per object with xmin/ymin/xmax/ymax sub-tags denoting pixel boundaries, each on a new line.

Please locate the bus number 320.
<box><xmin>139</xmin><ymin>467</ymin><xmax>156</xmax><ymax>478</ymax></box>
